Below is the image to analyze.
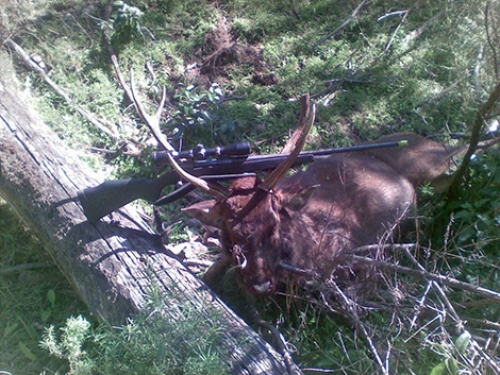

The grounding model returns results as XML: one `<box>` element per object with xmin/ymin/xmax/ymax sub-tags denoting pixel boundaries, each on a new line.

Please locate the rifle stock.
<box><xmin>78</xmin><ymin>172</ymin><xmax>179</xmax><ymax>223</ymax></box>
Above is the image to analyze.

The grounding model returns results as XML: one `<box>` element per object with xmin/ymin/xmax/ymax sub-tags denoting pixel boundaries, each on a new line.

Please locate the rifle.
<box><xmin>78</xmin><ymin>140</ymin><xmax>406</xmax><ymax>223</ymax></box>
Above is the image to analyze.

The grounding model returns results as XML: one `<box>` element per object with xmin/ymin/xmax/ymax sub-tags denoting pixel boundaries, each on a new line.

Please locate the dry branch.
<box><xmin>340</xmin><ymin>253</ymin><xmax>500</xmax><ymax>302</ymax></box>
<box><xmin>311</xmin><ymin>0</ymin><xmax>370</xmax><ymax>50</ymax></box>
<box><xmin>317</xmin><ymin>243</ymin><xmax>500</xmax><ymax>374</ymax></box>
<box><xmin>4</xmin><ymin>38</ymin><xmax>120</xmax><ymax>140</ymax></box>
<box><xmin>328</xmin><ymin>280</ymin><xmax>390</xmax><ymax>375</ymax></box>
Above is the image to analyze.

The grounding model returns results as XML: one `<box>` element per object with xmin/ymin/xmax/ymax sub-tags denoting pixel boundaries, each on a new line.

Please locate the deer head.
<box><xmin>185</xmin><ymin>172</ymin><xmax>323</xmax><ymax>294</ymax></box>
<box><xmin>128</xmin><ymin>73</ymin><xmax>317</xmax><ymax>294</ymax></box>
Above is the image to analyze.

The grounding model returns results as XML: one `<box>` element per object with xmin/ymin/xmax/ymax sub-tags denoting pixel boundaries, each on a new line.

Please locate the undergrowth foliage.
<box><xmin>451</xmin><ymin>151</ymin><xmax>500</xmax><ymax>253</ymax></box>
<box><xmin>110</xmin><ymin>1</ymin><xmax>145</xmax><ymax>47</ymax></box>
<box><xmin>1</xmin><ymin>0</ymin><xmax>500</xmax><ymax>374</ymax></box>
<box><xmin>40</xmin><ymin>290</ymin><xmax>229</xmax><ymax>375</ymax></box>
<box><xmin>0</xmin><ymin>203</ymin><xmax>89</xmax><ymax>374</ymax></box>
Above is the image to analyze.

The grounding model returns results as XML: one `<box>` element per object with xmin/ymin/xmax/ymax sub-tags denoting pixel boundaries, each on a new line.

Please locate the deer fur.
<box><xmin>184</xmin><ymin>133</ymin><xmax>460</xmax><ymax>295</ymax></box>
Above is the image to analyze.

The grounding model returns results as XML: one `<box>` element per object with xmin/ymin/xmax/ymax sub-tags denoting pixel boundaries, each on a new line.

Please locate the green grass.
<box><xmin>0</xmin><ymin>203</ymin><xmax>89</xmax><ymax>374</ymax></box>
<box><xmin>39</xmin><ymin>289</ymin><xmax>230</xmax><ymax>375</ymax></box>
<box><xmin>0</xmin><ymin>202</ymin><xmax>229</xmax><ymax>375</ymax></box>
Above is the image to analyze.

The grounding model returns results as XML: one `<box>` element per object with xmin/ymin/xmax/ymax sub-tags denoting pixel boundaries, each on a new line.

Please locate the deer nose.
<box><xmin>251</xmin><ymin>280</ymin><xmax>274</xmax><ymax>294</ymax></box>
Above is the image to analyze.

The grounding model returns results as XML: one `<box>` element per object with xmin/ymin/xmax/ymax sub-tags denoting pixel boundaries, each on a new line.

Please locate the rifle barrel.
<box><xmin>300</xmin><ymin>140</ymin><xmax>403</xmax><ymax>156</ymax></box>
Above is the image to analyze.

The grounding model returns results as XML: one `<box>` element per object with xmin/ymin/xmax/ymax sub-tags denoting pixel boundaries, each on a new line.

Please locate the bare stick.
<box><xmin>401</xmin><ymin>247</ymin><xmax>500</xmax><ymax>374</ymax></box>
<box><xmin>4</xmin><ymin>39</ymin><xmax>120</xmax><ymax>139</ymax></box>
<box><xmin>182</xmin><ymin>259</ymin><xmax>213</xmax><ymax>268</ymax></box>
<box><xmin>340</xmin><ymin>253</ymin><xmax>500</xmax><ymax>302</ymax></box>
<box><xmin>250</xmin><ymin>306</ymin><xmax>302</xmax><ymax>375</ymax></box>
<box><xmin>383</xmin><ymin>11</ymin><xmax>408</xmax><ymax>53</ymax></box>
<box><xmin>409</xmin><ymin>281</ymin><xmax>433</xmax><ymax>331</ymax></box>
<box><xmin>329</xmin><ymin>280</ymin><xmax>390</xmax><ymax>375</ymax></box>
<box><xmin>312</xmin><ymin>0</ymin><xmax>370</xmax><ymax>50</ymax></box>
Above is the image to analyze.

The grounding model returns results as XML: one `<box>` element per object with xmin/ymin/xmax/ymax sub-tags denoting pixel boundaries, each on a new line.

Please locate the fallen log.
<box><xmin>0</xmin><ymin>75</ymin><xmax>294</xmax><ymax>374</ymax></box>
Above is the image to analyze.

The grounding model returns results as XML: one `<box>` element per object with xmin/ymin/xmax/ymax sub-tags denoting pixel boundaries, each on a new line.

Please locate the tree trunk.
<box><xmin>0</xmin><ymin>79</ymin><xmax>294</xmax><ymax>374</ymax></box>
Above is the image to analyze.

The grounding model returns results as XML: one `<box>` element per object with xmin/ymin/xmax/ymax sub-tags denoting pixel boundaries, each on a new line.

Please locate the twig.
<box><xmin>467</xmin><ymin>318</ymin><xmax>500</xmax><ymax>330</ymax></box>
<box><xmin>311</xmin><ymin>0</ymin><xmax>370</xmax><ymax>50</ymax></box>
<box><xmin>279</xmin><ymin>262</ymin><xmax>318</xmax><ymax>278</ymax></box>
<box><xmin>383</xmin><ymin>11</ymin><xmax>408</xmax><ymax>53</ymax></box>
<box><xmin>432</xmin><ymin>280</ymin><xmax>500</xmax><ymax>374</ymax></box>
<box><xmin>251</xmin><ymin>306</ymin><xmax>302</xmax><ymax>375</ymax></box>
<box><xmin>351</xmin><ymin>242</ymin><xmax>417</xmax><ymax>254</ymax></box>
<box><xmin>409</xmin><ymin>281</ymin><xmax>432</xmax><ymax>331</ymax></box>
<box><xmin>339</xmin><ymin>254</ymin><xmax>500</xmax><ymax>302</ymax></box>
<box><xmin>301</xmin><ymin>368</ymin><xmax>336</xmax><ymax>373</ymax></box>
<box><xmin>471</xmin><ymin>341</ymin><xmax>500</xmax><ymax>375</ymax></box>
<box><xmin>182</xmin><ymin>259</ymin><xmax>213</xmax><ymax>268</ymax></box>
<box><xmin>404</xmin><ymin>314</ymin><xmax>441</xmax><ymax>344</ymax></box>
<box><xmin>4</xmin><ymin>39</ymin><xmax>120</xmax><ymax>140</ymax></box>
<box><xmin>402</xmin><ymin>247</ymin><xmax>500</xmax><ymax>374</ymax></box>
<box><xmin>88</xmin><ymin>146</ymin><xmax>139</xmax><ymax>158</ymax></box>
<box><xmin>329</xmin><ymin>280</ymin><xmax>390</xmax><ymax>375</ymax></box>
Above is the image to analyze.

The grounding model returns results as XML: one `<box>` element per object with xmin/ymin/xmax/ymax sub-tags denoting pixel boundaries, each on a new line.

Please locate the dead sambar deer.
<box><xmin>182</xmin><ymin>98</ymin><xmax>462</xmax><ymax>295</ymax></box>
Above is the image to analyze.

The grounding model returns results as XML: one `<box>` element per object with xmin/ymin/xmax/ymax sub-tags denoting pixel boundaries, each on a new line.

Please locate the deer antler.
<box><xmin>129</xmin><ymin>70</ymin><xmax>228</xmax><ymax>199</ymax></box>
<box><xmin>262</xmin><ymin>94</ymin><xmax>315</xmax><ymax>190</ymax></box>
<box><xmin>234</xmin><ymin>94</ymin><xmax>315</xmax><ymax>221</ymax></box>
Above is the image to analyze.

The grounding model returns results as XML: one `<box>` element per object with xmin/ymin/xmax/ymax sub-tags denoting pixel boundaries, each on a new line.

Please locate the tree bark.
<box><xmin>0</xmin><ymin>80</ymin><xmax>294</xmax><ymax>374</ymax></box>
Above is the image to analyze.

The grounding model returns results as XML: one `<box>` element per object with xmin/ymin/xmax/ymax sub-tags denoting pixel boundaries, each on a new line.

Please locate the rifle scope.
<box><xmin>152</xmin><ymin>141</ymin><xmax>251</xmax><ymax>165</ymax></box>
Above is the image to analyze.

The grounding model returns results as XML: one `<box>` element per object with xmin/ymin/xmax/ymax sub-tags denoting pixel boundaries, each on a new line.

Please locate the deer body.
<box><xmin>184</xmin><ymin>127</ymin><xmax>459</xmax><ymax>295</ymax></box>
<box><xmin>119</xmin><ymin>86</ymin><xmax>456</xmax><ymax>295</ymax></box>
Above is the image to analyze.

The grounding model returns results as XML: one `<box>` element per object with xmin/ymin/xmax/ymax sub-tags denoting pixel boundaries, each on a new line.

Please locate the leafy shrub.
<box><xmin>111</xmin><ymin>1</ymin><xmax>145</xmax><ymax>47</ymax></box>
<box><xmin>449</xmin><ymin>150</ymin><xmax>500</xmax><ymax>255</ymax></box>
<box><xmin>41</xmin><ymin>293</ymin><xmax>229</xmax><ymax>375</ymax></box>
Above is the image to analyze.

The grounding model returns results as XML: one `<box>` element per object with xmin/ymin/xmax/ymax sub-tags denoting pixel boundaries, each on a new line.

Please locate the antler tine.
<box><xmin>130</xmin><ymin>70</ymin><xmax>172</xmax><ymax>152</ymax></box>
<box><xmin>129</xmin><ymin>70</ymin><xmax>228</xmax><ymax>198</ymax></box>
<box><xmin>262</xmin><ymin>94</ymin><xmax>315</xmax><ymax>190</ymax></box>
<box><xmin>233</xmin><ymin>94</ymin><xmax>315</xmax><ymax>223</ymax></box>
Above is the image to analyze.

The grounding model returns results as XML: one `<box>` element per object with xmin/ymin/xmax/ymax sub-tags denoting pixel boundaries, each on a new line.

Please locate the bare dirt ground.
<box><xmin>192</xmin><ymin>16</ymin><xmax>278</xmax><ymax>87</ymax></box>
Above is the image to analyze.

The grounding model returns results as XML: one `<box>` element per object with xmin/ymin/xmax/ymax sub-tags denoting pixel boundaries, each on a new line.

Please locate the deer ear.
<box><xmin>182</xmin><ymin>200</ymin><xmax>220</xmax><ymax>226</ymax></box>
<box><xmin>283</xmin><ymin>185</ymin><xmax>319</xmax><ymax>211</ymax></box>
